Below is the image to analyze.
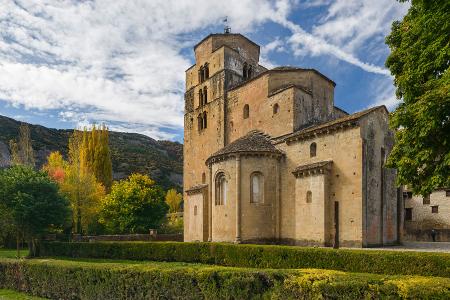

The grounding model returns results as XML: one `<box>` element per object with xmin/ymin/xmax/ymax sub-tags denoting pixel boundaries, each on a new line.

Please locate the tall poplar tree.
<box><xmin>9</xmin><ymin>123</ymin><xmax>35</xmax><ymax>167</ymax></box>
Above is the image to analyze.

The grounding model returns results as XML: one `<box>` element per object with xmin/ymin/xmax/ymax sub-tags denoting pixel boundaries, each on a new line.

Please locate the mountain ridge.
<box><xmin>0</xmin><ymin>114</ymin><xmax>183</xmax><ymax>190</ymax></box>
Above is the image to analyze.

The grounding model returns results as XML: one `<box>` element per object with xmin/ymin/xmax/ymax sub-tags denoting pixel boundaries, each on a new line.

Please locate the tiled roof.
<box><xmin>206</xmin><ymin>130</ymin><xmax>283</xmax><ymax>165</ymax></box>
<box><xmin>274</xmin><ymin>106</ymin><xmax>387</xmax><ymax>144</ymax></box>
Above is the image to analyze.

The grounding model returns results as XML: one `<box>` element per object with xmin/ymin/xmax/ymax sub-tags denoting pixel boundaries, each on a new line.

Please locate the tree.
<box><xmin>42</xmin><ymin>151</ymin><xmax>66</xmax><ymax>183</ymax></box>
<box><xmin>81</xmin><ymin>125</ymin><xmax>113</xmax><ymax>190</ymax></box>
<box><xmin>9</xmin><ymin>123</ymin><xmax>35</xmax><ymax>167</ymax></box>
<box><xmin>165</xmin><ymin>188</ymin><xmax>182</xmax><ymax>213</ymax></box>
<box><xmin>385</xmin><ymin>0</ymin><xmax>450</xmax><ymax>195</ymax></box>
<box><xmin>100</xmin><ymin>174</ymin><xmax>168</xmax><ymax>234</ymax></box>
<box><xmin>61</xmin><ymin>131</ymin><xmax>105</xmax><ymax>234</ymax></box>
<box><xmin>0</xmin><ymin>166</ymin><xmax>70</xmax><ymax>257</ymax></box>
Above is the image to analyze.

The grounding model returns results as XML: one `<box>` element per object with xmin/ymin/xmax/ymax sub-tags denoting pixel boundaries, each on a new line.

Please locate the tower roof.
<box><xmin>206</xmin><ymin>130</ymin><xmax>283</xmax><ymax>165</ymax></box>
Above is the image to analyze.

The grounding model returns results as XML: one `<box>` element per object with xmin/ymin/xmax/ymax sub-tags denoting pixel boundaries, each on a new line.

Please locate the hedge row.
<box><xmin>1</xmin><ymin>258</ymin><xmax>450</xmax><ymax>299</ymax></box>
<box><xmin>40</xmin><ymin>242</ymin><xmax>450</xmax><ymax>278</ymax></box>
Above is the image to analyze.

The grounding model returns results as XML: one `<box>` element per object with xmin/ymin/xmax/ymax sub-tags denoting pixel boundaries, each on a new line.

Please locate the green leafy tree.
<box><xmin>100</xmin><ymin>174</ymin><xmax>168</xmax><ymax>234</ymax></box>
<box><xmin>385</xmin><ymin>0</ymin><xmax>450</xmax><ymax>195</ymax></box>
<box><xmin>0</xmin><ymin>166</ymin><xmax>70</xmax><ymax>257</ymax></box>
<box><xmin>165</xmin><ymin>188</ymin><xmax>183</xmax><ymax>213</ymax></box>
<box><xmin>9</xmin><ymin>123</ymin><xmax>35</xmax><ymax>167</ymax></box>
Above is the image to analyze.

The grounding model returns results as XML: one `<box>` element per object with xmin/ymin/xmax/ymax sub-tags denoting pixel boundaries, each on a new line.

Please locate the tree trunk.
<box><xmin>16</xmin><ymin>234</ymin><xmax>20</xmax><ymax>258</ymax></box>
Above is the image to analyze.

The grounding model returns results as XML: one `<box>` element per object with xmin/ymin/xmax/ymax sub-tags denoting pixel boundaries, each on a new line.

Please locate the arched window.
<box><xmin>198</xmin><ymin>114</ymin><xmax>203</xmax><ymax>131</ymax></box>
<box><xmin>306</xmin><ymin>191</ymin><xmax>312</xmax><ymax>203</ymax></box>
<box><xmin>250</xmin><ymin>172</ymin><xmax>264</xmax><ymax>203</ymax></box>
<box><xmin>203</xmin><ymin>86</ymin><xmax>208</xmax><ymax>104</ymax></box>
<box><xmin>194</xmin><ymin>205</ymin><xmax>198</xmax><ymax>216</ymax></box>
<box><xmin>247</xmin><ymin>65</ymin><xmax>252</xmax><ymax>79</ymax></box>
<box><xmin>243</xmin><ymin>63</ymin><xmax>248</xmax><ymax>80</ymax></box>
<box><xmin>203</xmin><ymin>111</ymin><xmax>207</xmax><ymax>129</ymax></box>
<box><xmin>273</xmin><ymin>103</ymin><xmax>279</xmax><ymax>115</ymax></box>
<box><xmin>310</xmin><ymin>142</ymin><xmax>317</xmax><ymax>157</ymax></box>
<box><xmin>202</xmin><ymin>172</ymin><xmax>206</xmax><ymax>184</ymax></box>
<box><xmin>199</xmin><ymin>89</ymin><xmax>203</xmax><ymax>106</ymax></box>
<box><xmin>215</xmin><ymin>173</ymin><xmax>227</xmax><ymax>205</ymax></box>
<box><xmin>243</xmin><ymin>104</ymin><xmax>249</xmax><ymax>119</ymax></box>
<box><xmin>200</xmin><ymin>66</ymin><xmax>204</xmax><ymax>83</ymax></box>
<box><xmin>204</xmin><ymin>63</ymin><xmax>209</xmax><ymax>79</ymax></box>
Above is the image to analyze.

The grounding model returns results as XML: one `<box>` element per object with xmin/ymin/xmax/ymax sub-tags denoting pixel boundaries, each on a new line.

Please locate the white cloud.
<box><xmin>0</xmin><ymin>0</ymin><xmax>409</xmax><ymax>140</ymax></box>
<box><xmin>367</xmin><ymin>77</ymin><xmax>401</xmax><ymax>111</ymax></box>
<box><xmin>313</xmin><ymin>0</ymin><xmax>409</xmax><ymax>55</ymax></box>
<box><xmin>0</xmin><ymin>0</ymin><xmax>292</xmax><ymax>139</ymax></box>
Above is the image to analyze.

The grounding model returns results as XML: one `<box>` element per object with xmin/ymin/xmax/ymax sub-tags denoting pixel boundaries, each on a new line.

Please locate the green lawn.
<box><xmin>0</xmin><ymin>249</ymin><xmax>29</xmax><ymax>259</ymax></box>
<box><xmin>0</xmin><ymin>289</ymin><xmax>46</xmax><ymax>300</ymax></box>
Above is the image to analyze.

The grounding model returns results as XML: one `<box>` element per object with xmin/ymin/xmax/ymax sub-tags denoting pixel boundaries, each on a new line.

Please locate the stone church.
<box><xmin>183</xmin><ymin>33</ymin><xmax>402</xmax><ymax>247</ymax></box>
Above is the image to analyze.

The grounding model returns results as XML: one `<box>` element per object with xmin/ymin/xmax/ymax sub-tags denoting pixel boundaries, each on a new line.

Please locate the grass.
<box><xmin>0</xmin><ymin>249</ymin><xmax>29</xmax><ymax>259</ymax></box>
<box><xmin>0</xmin><ymin>289</ymin><xmax>46</xmax><ymax>300</ymax></box>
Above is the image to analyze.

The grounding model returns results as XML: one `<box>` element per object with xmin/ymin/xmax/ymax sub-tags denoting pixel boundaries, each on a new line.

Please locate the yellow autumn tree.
<box><xmin>165</xmin><ymin>188</ymin><xmax>183</xmax><ymax>213</ymax></box>
<box><xmin>60</xmin><ymin>130</ymin><xmax>105</xmax><ymax>234</ymax></box>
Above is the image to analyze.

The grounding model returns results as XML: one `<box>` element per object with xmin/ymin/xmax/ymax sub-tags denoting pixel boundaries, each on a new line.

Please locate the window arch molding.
<box><xmin>250</xmin><ymin>171</ymin><xmax>264</xmax><ymax>204</ymax></box>
<box><xmin>215</xmin><ymin>171</ymin><xmax>227</xmax><ymax>206</ymax></box>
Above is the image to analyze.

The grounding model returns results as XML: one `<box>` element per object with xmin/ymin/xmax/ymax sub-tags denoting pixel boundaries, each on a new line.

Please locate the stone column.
<box><xmin>208</xmin><ymin>164</ymin><xmax>213</xmax><ymax>242</ymax></box>
<box><xmin>276</xmin><ymin>158</ymin><xmax>281</xmax><ymax>239</ymax></box>
<box><xmin>235</xmin><ymin>155</ymin><xmax>241</xmax><ymax>243</ymax></box>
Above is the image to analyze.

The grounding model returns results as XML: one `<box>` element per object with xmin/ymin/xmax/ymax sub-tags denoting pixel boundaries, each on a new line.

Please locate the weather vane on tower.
<box><xmin>223</xmin><ymin>17</ymin><xmax>231</xmax><ymax>34</ymax></box>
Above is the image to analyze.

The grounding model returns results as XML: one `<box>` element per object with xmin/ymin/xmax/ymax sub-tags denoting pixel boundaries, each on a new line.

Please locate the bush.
<box><xmin>1</xmin><ymin>258</ymin><xmax>450</xmax><ymax>299</ymax></box>
<box><xmin>40</xmin><ymin>242</ymin><xmax>450</xmax><ymax>278</ymax></box>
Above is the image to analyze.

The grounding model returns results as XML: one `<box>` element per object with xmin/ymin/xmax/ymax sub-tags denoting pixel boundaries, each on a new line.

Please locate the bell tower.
<box><xmin>183</xmin><ymin>33</ymin><xmax>265</xmax><ymax>242</ymax></box>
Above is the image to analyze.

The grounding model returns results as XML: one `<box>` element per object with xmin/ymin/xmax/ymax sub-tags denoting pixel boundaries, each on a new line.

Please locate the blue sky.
<box><xmin>0</xmin><ymin>0</ymin><xmax>409</xmax><ymax>142</ymax></box>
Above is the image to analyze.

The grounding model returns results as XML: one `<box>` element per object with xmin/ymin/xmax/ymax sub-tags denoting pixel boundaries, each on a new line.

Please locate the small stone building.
<box><xmin>404</xmin><ymin>189</ymin><xmax>450</xmax><ymax>241</ymax></box>
<box><xmin>183</xmin><ymin>33</ymin><xmax>402</xmax><ymax>247</ymax></box>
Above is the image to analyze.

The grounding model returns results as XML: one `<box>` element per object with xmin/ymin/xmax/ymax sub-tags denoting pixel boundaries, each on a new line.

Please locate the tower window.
<box><xmin>215</xmin><ymin>173</ymin><xmax>227</xmax><ymax>205</ymax></box>
<box><xmin>204</xmin><ymin>63</ymin><xmax>209</xmax><ymax>79</ymax></box>
<box><xmin>247</xmin><ymin>65</ymin><xmax>252</xmax><ymax>79</ymax></box>
<box><xmin>202</xmin><ymin>172</ymin><xmax>206</xmax><ymax>184</ymax></box>
<box><xmin>310</xmin><ymin>142</ymin><xmax>317</xmax><ymax>157</ymax></box>
<box><xmin>243</xmin><ymin>104</ymin><xmax>249</xmax><ymax>119</ymax></box>
<box><xmin>306</xmin><ymin>191</ymin><xmax>312</xmax><ymax>203</ymax></box>
<box><xmin>243</xmin><ymin>63</ymin><xmax>248</xmax><ymax>80</ymax></box>
<box><xmin>250</xmin><ymin>172</ymin><xmax>264</xmax><ymax>203</ymax></box>
<box><xmin>273</xmin><ymin>103</ymin><xmax>279</xmax><ymax>115</ymax></box>
<box><xmin>423</xmin><ymin>195</ymin><xmax>430</xmax><ymax>205</ymax></box>
<box><xmin>199</xmin><ymin>89</ymin><xmax>203</xmax><ymax>107</ymax></box>
<box><xmin>197</xmin><ymin>114</ymin><xmax>203</xmax><ymax>131</ymax></box>
<box><xmin>199</xmin><ymin>66</ymin><xmax>205</xmax><ymax>83</ymax></box>
<box><xmin>203</xmin><ymin>86</ymin><xmax>208</xmax><ymax>104</ymax></box>
<box><xmin>194</xmin><ymin>205</ymin><xmax>198</xmax><ymax>216</ymax></box>
<box><xmin>203</xmin><ymin>111</ymin><xmax>207</xmax><ymax>129</ymax></box>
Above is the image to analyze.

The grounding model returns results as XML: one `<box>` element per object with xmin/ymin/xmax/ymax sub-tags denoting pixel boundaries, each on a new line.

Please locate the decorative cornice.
<box><xmin>186</xmin><ymin>184</ymin><xmax>208</xmax><ymax>195</ymax></box>
<box><xmin>292</xmin><ymin>160</ymin><xmax>333</xmax><ymax>178</ymax></box>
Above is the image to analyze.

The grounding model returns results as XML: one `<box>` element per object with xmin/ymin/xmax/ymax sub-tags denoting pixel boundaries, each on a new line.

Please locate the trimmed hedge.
<box><xmin>40</xmin><ymin>242</ymin><xmax>450</xmax><ymax>278</ymax></box>
<box><xmin>1</xmin><ymin>258</ymin><xmax>450</xmax><ymax>299</ymax></box>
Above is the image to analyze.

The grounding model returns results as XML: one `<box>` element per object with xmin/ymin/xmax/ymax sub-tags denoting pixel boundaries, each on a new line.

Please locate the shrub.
<box><xmin>1</xmin><ymin>258</ymin><xmax>450</xmax><ymax>299</ymax></box>
<box><xmin>40</xmin><ymin>242</ymin><xmax>450</xmax><ymax>278</ymax></box>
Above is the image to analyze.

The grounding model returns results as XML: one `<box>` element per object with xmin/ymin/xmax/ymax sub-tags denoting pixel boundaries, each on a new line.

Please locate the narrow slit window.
<box><xmin>306</xmin><ymin>191</ymin><xmax>312</xmax><ymax>203</ymax></box>
<box><xmin>310</xmin><ymin>142</ymin><xmax>317</xmax><ymax>157</ymax></box>
<box><xmin>243</xmin><ymin>104</ymin><xmax>249</xmax><ymax>119</ymax></box>
<box><xmin>250</xmin><ymin>172</ymin><xmax>264</xmax><ymax>203</ymax></box>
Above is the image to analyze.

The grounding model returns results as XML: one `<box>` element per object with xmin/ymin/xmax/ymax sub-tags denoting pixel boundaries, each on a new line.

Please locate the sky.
<box><xmin>0</xmin><ymin>0</ymin><xmax>410</xmax><ymax>142</ymax></box>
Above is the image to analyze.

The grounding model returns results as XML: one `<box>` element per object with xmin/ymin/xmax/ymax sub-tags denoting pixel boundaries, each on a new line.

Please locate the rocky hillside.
<box><xmin>0</xmin><ymin>115</ymin><xmax>183</xmax><ymax>190</ymax></box>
